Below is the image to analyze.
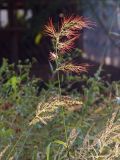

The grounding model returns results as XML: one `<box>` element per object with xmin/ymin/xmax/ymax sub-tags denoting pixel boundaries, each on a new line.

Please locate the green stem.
<box><xmin>55</xmin><ymin>37</ymin><xmax>68</xmax><ymax>147</ymax></box>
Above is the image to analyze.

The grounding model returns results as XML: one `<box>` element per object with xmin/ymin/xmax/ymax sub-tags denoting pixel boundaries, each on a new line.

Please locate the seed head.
<box><xmin>57</xmin><ymin>63</ymin><xmax>89</xmax><ymax>73</ymax></box>
<box><xmin>44</xmin><ymin>18</ymin><xmax>57</xmax><ymax>38</ymax></box>
<box><xmin>44</xmin><ymin>15</ymin><xmax>93</xmax><ymax>55</ymax></box>
<box><xmin>49</xmin><ymin>52</ymin><xmax>58</xmax><ymax>61</ymax></box>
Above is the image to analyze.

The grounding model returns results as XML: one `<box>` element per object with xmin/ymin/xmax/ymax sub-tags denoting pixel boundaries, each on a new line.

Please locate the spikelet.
<box><xmin>29</xmin><ymin>96</ymin><xmax>83</xmax><ymax>125</ymax></box>
<box><xmin>0</xmin><ymin>145</ymin><xmax>10</xmax><ymax>159</ymax></box>
<box><xmin>60</xmin><ymin>16</ymin><xmax>91</xmax><ymax>38</ymax></box>
<box><xmin>44</xmin><ymin>18</ymin><xmax>57</xmax><ymax>38</ymax></box>
<box><xmin>75</xmin><ymin>111</ymin><xmax>120</xmax><ymax>160</ymax></box>
<box><xmin>57</xmin><ymin>63</ymin><xmax>89</xmax><ymax>74</ymax></box>
<box><xmin>44</xmin><ymin>15</ymin><xmax>92</xmax><ymax>56</ymax></box>
<box><xmin>49</xmin><ymin>52</ymin><xmax>58</xmax><ymax>61</ymax></box>
<box><xmin>29</xmin><ymin>97</ymin><xmax>62</xmax><ymax>125</ymax></box>
<box><xmin>57</xmin><ymin>36</ymin><xmax>79</xmax><ymax>53</ymax></box>
<box><xmin>60</xmin><ymin>96</ymin><xmax>83</xmax><ymax>111</ymax></box>
<box><xmin>67</xmin><ymin>128</ymin><xmax>79</xmax><ymax>148</ymax></box>
<box><xmin>93</xmin><ymin>111</ymin><xmax>120</xmax><ymax>151</ymax></box>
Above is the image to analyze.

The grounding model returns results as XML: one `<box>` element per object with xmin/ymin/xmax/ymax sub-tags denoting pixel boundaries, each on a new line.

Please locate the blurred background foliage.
<box><xmin>0</xmin><ymin>0</ymin><xmax>82</xmax><ymax>64</ymax></box>
<box><xmin>0</xmin><ymin>0</ymin><xmax>120</xmax><ymax>69</ymax></box>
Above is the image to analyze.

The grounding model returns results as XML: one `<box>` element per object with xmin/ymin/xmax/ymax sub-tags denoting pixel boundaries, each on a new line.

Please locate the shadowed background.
<box><xmin>0</xmin><ymin>0</ymin><xmax>120</xmax><ymax>80</ymax></box>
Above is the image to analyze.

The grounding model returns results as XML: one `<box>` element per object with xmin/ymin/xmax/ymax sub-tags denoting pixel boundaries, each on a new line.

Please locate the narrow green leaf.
<box><xmin>46</xmin><ymin>143</ymin><xmax>52</xmax><ymax>160</ymax></box>
<box><xmin>54</xmin><ymin>140</ymin><xmax>67</xmax><ymax>148</ymax></box>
